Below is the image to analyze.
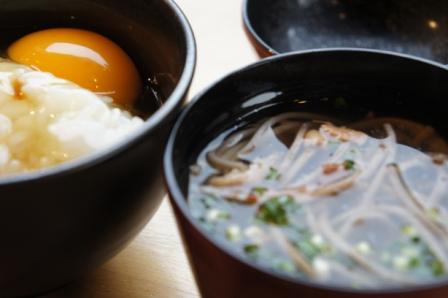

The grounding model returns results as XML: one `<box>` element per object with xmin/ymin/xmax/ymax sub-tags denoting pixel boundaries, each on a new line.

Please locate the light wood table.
<box><xmin>43</xmin><ymin>1</ymin><xmax>258</xmax><ymax>297</ymax></box>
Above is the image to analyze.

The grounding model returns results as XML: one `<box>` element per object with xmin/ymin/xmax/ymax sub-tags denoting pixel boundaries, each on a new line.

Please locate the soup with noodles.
<box><xmin>188</xmin><ymin>112</ymin><xmax>448</xmax><ymax>289</ymax></box>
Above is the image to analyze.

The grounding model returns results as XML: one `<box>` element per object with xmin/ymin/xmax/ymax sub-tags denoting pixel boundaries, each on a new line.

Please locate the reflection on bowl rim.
<box><xmin>164</xmin><ymin>48</ymin><xmax>448</xmax><ymax>295</ymax></box>
<box><xmin>0</xmin><ymin>0</ymin><xmax>196</xmax><ymax>186</ymax></box>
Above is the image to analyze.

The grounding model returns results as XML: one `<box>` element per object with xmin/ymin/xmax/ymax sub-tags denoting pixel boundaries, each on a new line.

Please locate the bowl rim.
<box><xmin>0</xmin><ymin>0</ymin><xmax>196</xmax><ymax>186</ymax></box>
<box><xmin>164</xmin><ymin>47</ymin><xmax>448</xmax><ymax>295</ymax></box>
<box><xmin>242</xmin><ymin>0</ymin><xmax>279</xmax><ymax>56</ymax></box>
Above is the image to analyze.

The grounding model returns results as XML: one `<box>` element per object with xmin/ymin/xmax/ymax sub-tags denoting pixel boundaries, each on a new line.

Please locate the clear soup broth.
<box><xmin>188</xmin><ymin>105</ymin><xmax>448</xmax><ymax>289</ymax></box>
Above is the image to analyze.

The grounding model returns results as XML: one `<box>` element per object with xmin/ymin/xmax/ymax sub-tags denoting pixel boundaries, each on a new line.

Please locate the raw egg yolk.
<box><xmin>7</xmin><ymin>28</ymin><xmax>141</xmax><ymax>106</ymax></box>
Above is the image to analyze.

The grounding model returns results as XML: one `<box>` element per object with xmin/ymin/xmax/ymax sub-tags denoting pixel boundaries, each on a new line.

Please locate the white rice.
<box><xmin>0</xmin><ymin>59</ymin><xmax>144</xmax><ymax>176</ymax></box>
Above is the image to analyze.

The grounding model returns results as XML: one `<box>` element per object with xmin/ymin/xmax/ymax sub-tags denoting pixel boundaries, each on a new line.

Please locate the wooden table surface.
<box><xmin>43</xmin><ymin>1</ymin><xmax>258</xmax><ymax>297</ymax></box>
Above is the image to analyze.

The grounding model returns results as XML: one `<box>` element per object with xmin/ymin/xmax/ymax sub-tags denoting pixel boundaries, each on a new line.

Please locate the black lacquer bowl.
<box><xmin>164</xmin><ymin>49</ymin><xmax>448</xmax><ymax>298</ymax></box>
<box><xmin>0</xmin><ymin>0</ymin><xmax>195</xmax><ymax>296</ymax></box>
<box><xmin>244</xmin><ymin>0</ymin><xmax>448</xmax><ymax>61</ymax></box>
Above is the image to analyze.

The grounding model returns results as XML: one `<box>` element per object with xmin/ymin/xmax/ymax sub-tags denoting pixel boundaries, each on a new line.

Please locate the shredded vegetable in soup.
<box><xmin>188</xmin><ymin>112</ymin><xmax>448</xmax><ymax>289</ymax></box>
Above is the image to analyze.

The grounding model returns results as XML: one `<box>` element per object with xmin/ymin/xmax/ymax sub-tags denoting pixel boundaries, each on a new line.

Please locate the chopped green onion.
<box><xmin>275</xmin><ymin>261</ymin><xmax>295</xmax><ymax>273</ymax></box>
<box><xmin>311</xmin><ymin>234</ymin><xmax>325</xmax><ymax>247</ymax></box>
<box><xmin>426</xmin><ymin>207</ymin><xmax>441</xmax><ymax>221</ymax></box>
<box><xmin>206</xmin><ymin>209</ymin><xmax>230</xmax><ymax>221</ymax></box>
<box><xmin>393</xmin><ymin>255</ymin><xmax>409</xmax><ymax>271</ymax></box>
<box><xmin>401</xmin><ymin>246</ymin><xmax>419</xmax><ymax>258</ymax></box>
<box><xmin>225</xmin><ymin>225</ymin><xmax>241</xmax><ymax>242</ymax></box>
<box><xmin>411</xmin><ymin>236</ymin><xmax>421</xmax><ymax>244</ymax></box>
<box><xmin>355</xmin><ymin>241</ymin><xmax>372</xmax><ymax>255</ymax></box>
<box><xmin>244</xmin><ymin>225</ymin><xmax>263</xmax><ymax>243</ymax></box>
<box><xmin>251</xmin><ymin>187</ymin><xmax>268</xmax><ymax>196</ymax></box>
<box><xmin>244</xmin><ymin>244</ymin><xmax>259</xmax><ymax>255</ymax></box>
<box><xmin>313</xmin><ymin>258</ymin><xmax>330</xmax><ymax>276</ymax></box>
<box><xmin>327</xmin><ymin>140</ymin><xmax>340</xmax><ymax>150</ymax></box>
<box><xmin>200</xmin><ymin>195</ymin><xmax>217</xmax><ymax>209</ymax></box>
<box><xmin>401</xmin><ymin>225</ymin><xmax>417</xmax><ymax>236</ymax></box>
<box><xmin>265</xmin><ymin>167</ymin><xmax>281</xmax><ymax>181</ymax></box>
<box><xmin>429</xmin><ymin>259</ymin><xmax>445</xmax><ymax>276</ymax></box>
<box><xmin>408</xmin><ymin>257</ymin><xmax>420</xmax><ymax>268</ymax></box>
<box><xmin>295</xmin><ymin>240</ymin><xmax>321</xmax><ymax>259</ymax></box>
<box><xmin>343</xmin><ymin>159</ymin><xmax>355</xmax><ymax>170</ymax></box>
<box><xmin>310</xmin><ymin>234</ymin><xmax>331</xmax><ymax>252</ymax></box>
<box><xmin>256</xmin><ymin>196</ymin><xmax>295</xmax><ymax>225</ymax></box>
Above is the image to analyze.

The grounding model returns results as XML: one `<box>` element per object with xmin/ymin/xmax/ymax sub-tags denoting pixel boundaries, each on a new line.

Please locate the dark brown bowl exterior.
<box><xmin>0</xmin><ymin>0</ymin><xmax>195</xmax><ymax>296</ymax></box>
<box><xmin>164</xmin><ymin>49</ymin><xmax>448</xmax><ymax>298</ymax></box>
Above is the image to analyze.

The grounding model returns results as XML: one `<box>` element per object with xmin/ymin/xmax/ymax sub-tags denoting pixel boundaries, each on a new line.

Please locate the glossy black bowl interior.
<box><xmin>244</xmin><ymin>0</ymin><xmax>448</xmax><ymax>61</ymax></box>
<box><xmin>165</xmin><ymin>49</ymin><xmax>448</xmax><ymax>298</ymax></box>
<box><xmin>0</xmin><ymin>0</ymin><xmax>195</xmax><ymax>296</ymax></box>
